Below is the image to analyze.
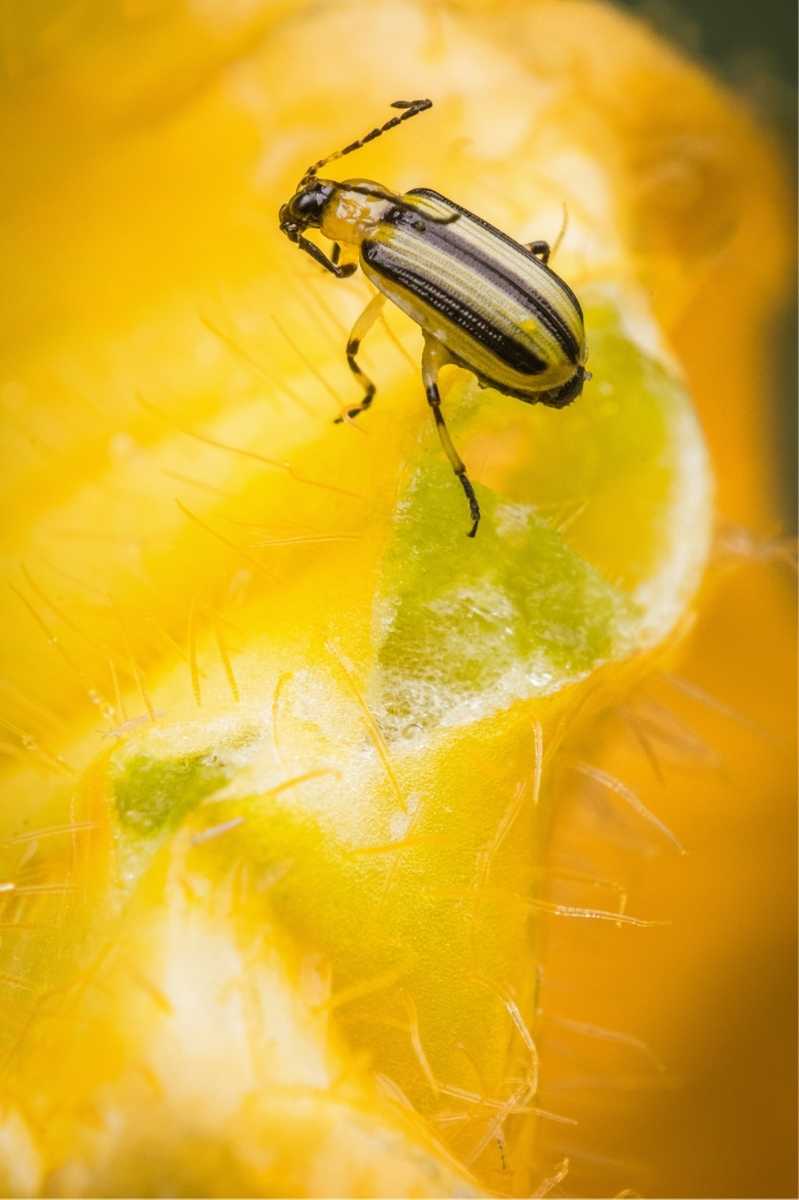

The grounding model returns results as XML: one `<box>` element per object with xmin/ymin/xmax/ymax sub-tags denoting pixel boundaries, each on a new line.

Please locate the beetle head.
<box><xmin>279</xmin><ymin>180</ymin><xmax>335</xmax><ymax>241</ymax></box>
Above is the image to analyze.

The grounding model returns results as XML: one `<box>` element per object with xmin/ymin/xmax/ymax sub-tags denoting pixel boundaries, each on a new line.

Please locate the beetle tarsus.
<box><xmin>457</xmin><ymin>470</ymin><xmax>481</xmax><ymax>537</ymax></box>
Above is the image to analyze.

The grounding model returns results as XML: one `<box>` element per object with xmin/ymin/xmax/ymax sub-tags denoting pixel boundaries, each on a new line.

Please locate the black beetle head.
<box><xmin>279</xmin><ymin>181</ymin><xmax>335</xmax><ymax>239</ymax></box>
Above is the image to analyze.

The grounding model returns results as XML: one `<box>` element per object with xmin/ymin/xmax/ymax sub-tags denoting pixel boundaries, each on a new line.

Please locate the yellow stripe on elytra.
<box><xmin>369</xmin><ymin>224</ymin><xmax>574</xmax><ymax>382</ymax></box>
<box><xmin>403</xmin><ymin>192</ymin><xmax>585</xmax><ymax>354</ymax></box>
<box><xmin>360</xmin><ymin>254</ymin><xmax>573</xmax><ymax>394</ymax></box>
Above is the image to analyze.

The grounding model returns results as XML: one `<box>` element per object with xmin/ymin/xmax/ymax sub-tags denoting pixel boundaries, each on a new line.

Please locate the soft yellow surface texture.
<box><xmin>0</xmin><ymin>2</ymin><xmax>792</xmax><ymax>1196</ymax></box>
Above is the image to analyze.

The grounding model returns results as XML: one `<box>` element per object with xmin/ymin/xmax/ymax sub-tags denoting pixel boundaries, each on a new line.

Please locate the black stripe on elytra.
<box><xmin>407</xmin><ymin>187</ymin><xmax>584</xmax><ymax>353</ymax></box>
<box><xmin>394</xmin><ymin>213</ymin><xmax>580</xmax><ymax>364</ymax></box>
<box><xmin>384</xmin><ymin>201</ymin><xmax>578</xmax><ymax>365</ymax></box>
<box><xmin>362</xmin><ymin>241</ymin><xmax>548</xmax><ymax>376</ymax></box>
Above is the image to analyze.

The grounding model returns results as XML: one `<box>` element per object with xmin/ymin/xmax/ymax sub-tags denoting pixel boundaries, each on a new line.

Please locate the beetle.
<box><xmin>279</xmin><ymin>99</ymin><xmax>589</xmax><ymax>537</ymax></box>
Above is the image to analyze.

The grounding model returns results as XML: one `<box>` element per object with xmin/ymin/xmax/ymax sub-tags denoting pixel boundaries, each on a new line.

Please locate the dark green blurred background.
<box><xmin>619</xmin><ymin>0</ymin><xmax>797</xmax><ymax>529</ymax></box>
<box><xmin>619</xmin><ymin>0</ymin><xmax>796</xmax><ymax>98</ymax></box>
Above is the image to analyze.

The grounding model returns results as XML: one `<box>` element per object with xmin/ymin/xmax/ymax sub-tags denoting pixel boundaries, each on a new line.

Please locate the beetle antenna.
<box><xmin>299</xmin><ymin>99</ymin><xmax>433</xmax><ymax>189</ymax></box>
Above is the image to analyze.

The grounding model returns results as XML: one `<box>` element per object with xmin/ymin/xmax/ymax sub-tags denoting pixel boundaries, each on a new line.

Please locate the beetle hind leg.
<box><xmin>421</xmin><ymin>336</ymin><xmax>481</xmax><ymax>538</ymax></box>
<box><xmin>526</xmin><ymin>239</ymin><xmax>551</xmax><ymax>264</ymax></box>
<box><xmin>334</xmin><ymin>292</ymin><xmax>386</xmax><ymax>423</ymax></box>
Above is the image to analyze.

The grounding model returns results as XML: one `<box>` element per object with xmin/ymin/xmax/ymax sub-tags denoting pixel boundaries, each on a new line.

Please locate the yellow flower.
<box><xmin>0</xmin><ymin>2</ymin><xmax>792</xmax><ymax>1196</ymax></box>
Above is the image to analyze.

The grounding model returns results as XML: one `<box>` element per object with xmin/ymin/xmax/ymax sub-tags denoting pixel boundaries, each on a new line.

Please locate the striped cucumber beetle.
<box><xmin>279</xmin><ymin>99</ymin><xmax>590</xmax><ymax>537</ymax></box>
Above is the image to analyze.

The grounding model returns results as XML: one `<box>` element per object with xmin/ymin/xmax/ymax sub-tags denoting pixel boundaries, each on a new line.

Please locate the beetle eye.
<box><xmin>288</xmin><ymin>185</ymin><xmax>332</xmax><ymax>225</ymax></box>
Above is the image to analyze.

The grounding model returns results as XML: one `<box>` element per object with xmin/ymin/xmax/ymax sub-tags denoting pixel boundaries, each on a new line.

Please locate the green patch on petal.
<box><xmin>113</xmin><ymin>753</ymin><xmax>229</xmax><ymax>835</ymax></box>
<box><xmin>491</xmin><ymin>294</ymin><xmax>706</xmax><ymax>599</ymax></box>
<box><xmin>374</xmin><ymin>290</ymin><xmax>711</xmax><ymax>736</ymax></box>
<box><xmin>375</xmin><ymin>468</ymin><xmax>638</xmax><ymax>736</ymax></box>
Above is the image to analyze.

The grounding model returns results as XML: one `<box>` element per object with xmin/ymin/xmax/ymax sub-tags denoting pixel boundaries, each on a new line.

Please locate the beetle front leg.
<box><xmin>334</xmin><ymin>292</ymin><xmax>386</xmax><ymax>423</ymax></box>
<box><xmin>296</xmin><ymin>232</ymin><xmax>356</xmax><ymax>278</ymax></box>
<box><xmin>421</xmin><ymin>335</ymin><xmax>480</xmax><ymax>538</ymax></box>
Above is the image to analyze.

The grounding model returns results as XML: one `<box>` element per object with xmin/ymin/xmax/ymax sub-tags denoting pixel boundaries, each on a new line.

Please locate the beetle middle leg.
<box><xmin>334</xmin><ymin>292</ymin><xmax>386</xmax><ymax>423</ymax></box>
<box><xmin>422</xmin><ymin>335</ymin><xmax>480</xmax><ymax>538</ymax></box>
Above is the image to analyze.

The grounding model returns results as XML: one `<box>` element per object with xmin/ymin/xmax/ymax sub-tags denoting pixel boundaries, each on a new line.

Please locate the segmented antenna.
<box><xmin>299</xmin><ymin>99</ymin><xmax>433</xmax><ymax>188</ymax></box>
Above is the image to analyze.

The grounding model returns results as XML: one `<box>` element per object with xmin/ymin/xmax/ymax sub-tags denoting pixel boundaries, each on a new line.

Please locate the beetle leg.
<box><xmin>334</xmin><ymin>292</ymin><xmax>386</xmax><ymax>423</ymax></box>
<box><xmin>421</xmin><ymin>335</ymin><xmax>481</xmax><ymax>538</ymax></box>
<box><xmin>526</xmin><ymin>239</ymin><xmax>551</xmax><ymax>264</ymax></box>
<box><xmin>296</xmin><ymin>232</ymin><xmax>356</xmax><ymax>278</ymax></box>
<box><xmin>330</xmin><ymin>242</ymin><xmax>341</xmax><ymax>266</ymax></box>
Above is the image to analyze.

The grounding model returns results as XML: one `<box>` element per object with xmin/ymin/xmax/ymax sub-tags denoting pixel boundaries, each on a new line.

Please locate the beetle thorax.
<box><xmin>319</xmin><ymin>179</ymin><xmax>394</xmax><ymax>246</ymax></box>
